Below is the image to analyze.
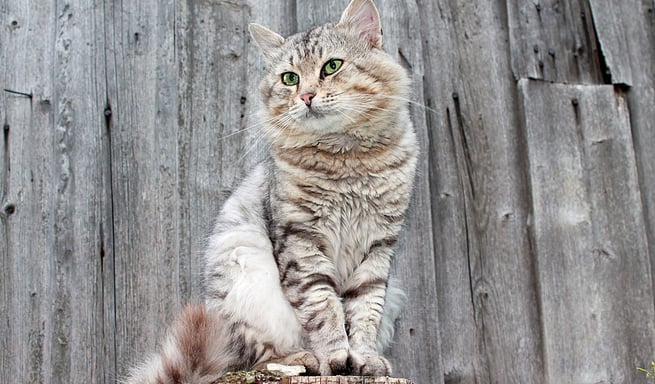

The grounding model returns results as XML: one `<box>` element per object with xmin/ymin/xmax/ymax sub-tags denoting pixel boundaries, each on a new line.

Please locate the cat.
<box><xmin>125</xmin><ymin>0</ymin><xmax>417</xmax><ymax>382</ymax></box>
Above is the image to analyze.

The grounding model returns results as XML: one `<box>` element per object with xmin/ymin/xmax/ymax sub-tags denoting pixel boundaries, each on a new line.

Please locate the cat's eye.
<box><xmin>321</xmin><ymin>59</ymin><xmax>343</xmax><ymax>77</ymax></box>
<box><xmin>281</xmin><ymin>72</ymin><xmax>300</xmax><ymax>86</ymax></box>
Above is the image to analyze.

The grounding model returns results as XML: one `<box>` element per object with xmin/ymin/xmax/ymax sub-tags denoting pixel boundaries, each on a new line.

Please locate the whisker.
<box><xmin>233</xmin><ymin>112</ymin><xmax>295</xmax><ymax>163</ymax></box>
<box><xmin>336</xmin><ymin>100</ymin><xmax>398</xmax><ymax>117</ymax></box>
<box><xmin>340</xmin><ymin>93</ymin><xmax>440</xmax><ymax>115</ymax></box>
<box><xmin>235</xmin><ymin>123</ymin><xmax>275</xmax><ymax>164</ymax></box>
<box><xmin>334</xmin><ymin>107</ymin><xmax>358</xmax><ymax>123</ymax></box>
<box><xmin>335</xmin><ymin>105</ymin><xmax>379</xmax><ymax>120</ymax></box>
<box><xmin>215</xmin><ymin>113</ymin><xmax>282</xmax><ymax>141</ymax></box>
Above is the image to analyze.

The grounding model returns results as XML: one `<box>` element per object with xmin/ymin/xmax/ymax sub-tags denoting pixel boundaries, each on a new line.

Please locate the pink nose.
<box><xmin>300</xmin><ymin>93</ymin><xmax>316</xmax><ymax>106</ymax></box>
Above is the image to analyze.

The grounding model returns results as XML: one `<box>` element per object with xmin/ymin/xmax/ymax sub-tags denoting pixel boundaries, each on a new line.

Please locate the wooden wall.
<box><xmin>2</xmin><ymin>0</ymin><xmax>654</xmax><ymax>383</ymax></box>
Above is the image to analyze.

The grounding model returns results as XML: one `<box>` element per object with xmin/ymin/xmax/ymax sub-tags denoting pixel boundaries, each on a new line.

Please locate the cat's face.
<box><xmin>250</xmin><ymin>0</ymin><xmax>410</xmax><ymax>145</ymax></box>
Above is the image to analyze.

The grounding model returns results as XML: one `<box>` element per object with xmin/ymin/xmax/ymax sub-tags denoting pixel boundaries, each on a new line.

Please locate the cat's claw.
<box><xmin>348</xmin><ymin>351</ymin><xmax>392</xmax><ymax>376</ymax></box>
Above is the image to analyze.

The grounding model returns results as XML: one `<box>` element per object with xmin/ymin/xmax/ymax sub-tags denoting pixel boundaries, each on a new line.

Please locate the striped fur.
<box><xmin>124</xmin><ymin>0</ymin><xmax>417</xmax><ymax>382</ymax></box>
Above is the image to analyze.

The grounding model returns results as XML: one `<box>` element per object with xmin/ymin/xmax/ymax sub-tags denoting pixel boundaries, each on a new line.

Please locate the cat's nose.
<box><xmin>300</xmin><ymin>92</ymin><xmax>316</xmax><ymax>106</ymax></box>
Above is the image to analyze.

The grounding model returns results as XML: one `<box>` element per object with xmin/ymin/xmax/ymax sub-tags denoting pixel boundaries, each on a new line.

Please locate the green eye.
<box><xmin>281</xmin><ymin>72</ymin><xmax>299</xmax><ymax>86</ymax></box>
<box><xmin>322</xmin><ymin>59</ymin><xmax>343</xmax><ymax>77</ymax></box>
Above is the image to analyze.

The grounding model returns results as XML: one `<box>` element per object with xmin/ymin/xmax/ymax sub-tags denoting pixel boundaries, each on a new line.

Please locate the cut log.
<box><xmin>283</xmin><ymin>377</ymin><xmax>412</xmax><ymax>384</ymax></box>
<box><xmin>212</xmin><ymin>371</ymin><xmax>413</xmax><ymax>384</ymax></box>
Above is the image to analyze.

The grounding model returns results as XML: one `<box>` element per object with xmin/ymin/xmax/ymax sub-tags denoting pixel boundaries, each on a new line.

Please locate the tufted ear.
<box><xmin>249</xmin><ymin>23</ymin><xmax>285</xmax><ymax>59</ymax></box>
<box><xmin>338</xmin><ymin>0</ymin><xmax>382</xmax><ymax>48</ymax></box>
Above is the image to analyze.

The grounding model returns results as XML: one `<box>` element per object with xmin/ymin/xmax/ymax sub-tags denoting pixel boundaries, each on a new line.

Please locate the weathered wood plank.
<box><xmin>105</xmin><ymin>0</ymin><xmax>185</xmax><ymax>378</ymax></box>
<box><xmin>418</xmin><ymin>1</ymin><xmax>545</xmax><ymax>383</ymax></box>
<box><xmin>589</xmin><ymin>0</ymin><xmax>655</xmax><ymax>314</ymax></box>
<box><xmin>520</xmin><ymin>79</ymin><xmax>655</xmax><ymax>383</ymax></box>
<box><xmin>588</xmin><ymin>0</ymin><xmax>642</xmax><ymax>86</ymax></box>
<box><xmin>506</xmin><ymin>0</ymin><xmax>604</xmax><ymax>83</ymax></box>
<box><xmin>176</xmin><ymin>0</ymin><xmax>255</xmax><ymax>300</ymax></box>
<box><xmin>374</xmin><ymin>1</ymin><xmax>443</xmax><ymax>383</ymax></box>
<box><xmin>1</xmin><ymin>1</ymin><xmax>113</xmax><ymax>383</ymax></box>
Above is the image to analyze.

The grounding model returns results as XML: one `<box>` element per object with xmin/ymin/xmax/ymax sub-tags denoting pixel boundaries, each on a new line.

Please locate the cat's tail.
<box><xmin>123</xmin><ymin>304</ymin><xmax>234</xmax><ymax>384</ymax></box>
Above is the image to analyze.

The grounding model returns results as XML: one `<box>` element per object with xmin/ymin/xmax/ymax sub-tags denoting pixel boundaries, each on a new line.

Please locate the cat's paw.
<box><xmin>318</xmin><ymin>348</ymin><xmax>349</xmax><ymax>376</ymax></box>
<box><xmin>253</xmin><ymin>350</ymin><xmax>320</xmax><ymax>375</ymax></box>
<box><xmin>347</xmin><ymin>351</ymin><xmax>392</xmax><ymax>376</ymax></box>
<box><xmin>283</xmin><ymin>350</ymin><xmax>320</xmax><ymax>375</ymax></box>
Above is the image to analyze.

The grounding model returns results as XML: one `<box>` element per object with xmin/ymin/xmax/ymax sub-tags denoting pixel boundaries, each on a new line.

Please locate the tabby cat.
<box><xmin>126</xmin><ymin>0</ymin><xmax>417</xmax><ymax>382</ymax></box>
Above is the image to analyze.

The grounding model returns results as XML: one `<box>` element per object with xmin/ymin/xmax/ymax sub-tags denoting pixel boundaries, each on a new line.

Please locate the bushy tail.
<box><xmin>124</xmin><ymin>305</ymin><xmax>234</xmax><ymax>384</ymax></box>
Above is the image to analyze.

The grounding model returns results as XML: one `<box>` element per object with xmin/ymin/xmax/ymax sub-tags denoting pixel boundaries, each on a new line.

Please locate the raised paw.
<box><xmin>348</xmin><ymin>351</ymin><xmax>392</xmax><ymax>376</ymax></box>
<box><xmin>318</xmin><ymin>348</ymin><xmax>349</xmax><ymax>376</ymax></box>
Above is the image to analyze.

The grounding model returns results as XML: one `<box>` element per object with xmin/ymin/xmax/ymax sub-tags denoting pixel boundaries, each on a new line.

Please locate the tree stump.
<box><xmin>282</xmin><ymin>377</ymin><xmax>413</xmax><ymax>384</ymax></box>
<box><xmin>212</xmin><ymin>371</ymin><xmax>413</xmax><ymax>384</ymax></box>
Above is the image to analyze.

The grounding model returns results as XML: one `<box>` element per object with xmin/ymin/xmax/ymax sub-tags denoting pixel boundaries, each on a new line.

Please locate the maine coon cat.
<box><xmin>125</xmin><ymin>0</ymin><xmax>417</xmax><ymax>382</ymax></box>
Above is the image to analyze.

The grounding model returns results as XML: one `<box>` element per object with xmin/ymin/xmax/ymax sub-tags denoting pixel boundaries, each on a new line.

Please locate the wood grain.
<box><xmin>519</xmin><ymin>79</ymin><xmax>655</xmax><ymax>383</ymax></box>
<box><xmin>104</xmin><ymin>1</ymin><xmax>186</xmax><ymax>376</ymax></box>
<box><xmin>376</xmin><ymin>1</ymin><xmax>444</xmax><ymax>383</ymax></box>
<box><xmin>418</xmin><ymin>1</ymin><xmax>546</xmax><ymax>382</ymax></box>
<box><xmin>1</xmin><ymin>1</ymin><xmax>113</xmax><ymax>382</ymax></box>
<box><xmin>589</xmin><ymin>0</ymin><xmax>655</xmax><ymax>310</ymax></box>
<box><xmin>506</xmin><ymin>0</ymin><xmax>604</xmax><ymax>83</ymax></box>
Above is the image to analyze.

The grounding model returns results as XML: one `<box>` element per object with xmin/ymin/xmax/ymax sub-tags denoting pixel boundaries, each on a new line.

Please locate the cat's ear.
<box><xmin>249</xmin><ymin>23</ymin><xmax>285</xmax><ymax>59</ymax></box>
<box><xmin>337</xmin><ymin>0</ymin><xmax>382</xmax><ymax>48</ymax></box>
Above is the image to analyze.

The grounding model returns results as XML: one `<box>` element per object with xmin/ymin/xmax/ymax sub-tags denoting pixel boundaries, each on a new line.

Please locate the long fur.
<box><xmin>125</xmin><ymin>0</ymin><xmax>417</xmax><ymax>382</ymax></box>
<box><xmin>124</xmin><ymin>305</ymin><xmax>231</xmax><ymax>384</ymax></box>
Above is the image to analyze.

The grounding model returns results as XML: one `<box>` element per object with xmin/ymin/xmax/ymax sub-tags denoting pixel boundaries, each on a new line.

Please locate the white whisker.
<box><xmin>340</xmin><ymin>93</ymin><xmax>440</xmax><ymax>115</ymax></box>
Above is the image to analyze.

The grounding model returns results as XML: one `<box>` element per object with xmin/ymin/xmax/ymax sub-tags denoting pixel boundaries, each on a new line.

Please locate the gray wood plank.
<box><xmin>588</xmin><ymin>0</ymin><xmax>642</xmax><ymax>86</ymax></box>
<box><xmin>589</xmin><ymin>0</ymin><xmax>655</xmax><ymax>318</ymax></box>
<box><xmin>104</xmin><ymin>0</ymin><xmax>185</xmax><ymax>379</ymax></box>
<box><xmin>506</xmin><ymin>0</ymin><xmax>604</xmax><ymax>83</ymax></box>
<box><xmin>419</xmin><ymin>1</ymin><xmax>546</xmax><ymax>382</ymax></box>
<box><xmin>374</xmin><ymin>1</ymin><xmax>444</xmax><ymax>383</ymax></box>
<box><xmin>410</xmin><ymin>2</ymin><xmax>481</xmax><ymax>382</ymax></box>
<box><xmin>177</xmin><ymin>0</ymin><xmax>255</xmax><ymax>304</ymax></box>
<box><xmin>520</xmin><ymin>79</ymin><xmax>655</xmax><ymax>383</ymax></box>
<box><xmin>1</xmin><ymin>1</ymin><xmax>113</xmax><ymax>383</ymax></box>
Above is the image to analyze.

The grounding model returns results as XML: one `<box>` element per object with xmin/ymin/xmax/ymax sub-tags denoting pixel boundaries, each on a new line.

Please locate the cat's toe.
<box><xmin>348</xmin><ymin>351</ymin><xmax>392</xmax><ymax>376</ymax></box>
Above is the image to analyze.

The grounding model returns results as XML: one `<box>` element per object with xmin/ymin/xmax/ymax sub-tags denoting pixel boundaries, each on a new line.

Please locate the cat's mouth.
<box><xmin>303</xmin><ymin>108</ymin><xmax>325</xmax><ymax>119</ymax></box>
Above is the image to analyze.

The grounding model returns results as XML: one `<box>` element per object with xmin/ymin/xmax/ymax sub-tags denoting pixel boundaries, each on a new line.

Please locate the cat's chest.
<box><xmin>312</xmin><ymin>189</ymin><xmax>386</xmax><ymax>279</ymax></box>
<box><xmin>296</xmin><ymin>173</ymin><xmax>405</xmax><ymax>270</ymax></box>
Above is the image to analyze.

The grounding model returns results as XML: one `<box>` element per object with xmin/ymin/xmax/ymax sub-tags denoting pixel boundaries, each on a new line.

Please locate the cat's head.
<box><xmin>249</xmin><ymin>0</ymin><xmax>410</xmax><ymax>148</ymax></box>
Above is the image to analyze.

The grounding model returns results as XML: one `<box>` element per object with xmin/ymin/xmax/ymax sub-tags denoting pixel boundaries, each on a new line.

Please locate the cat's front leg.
<box><xmin>342</xmin><ymin>238</ymin><xmax>395</xmax><ymax>376</ymax></box>
<box><xmin>278</xmin><ymin>243</ymin><xmax>350</xmax><ymax>376</ymax></box>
